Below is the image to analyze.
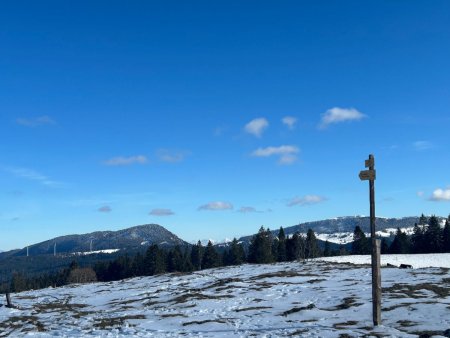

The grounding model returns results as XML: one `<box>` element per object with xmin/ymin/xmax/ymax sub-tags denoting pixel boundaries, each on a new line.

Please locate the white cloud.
<box><xmin>245</xmin><ymin>118</ymin><xmax>269</xmax><ymax>137</ymax></box>
<box><xmin>16</xmin><ymin>115</ymin><xmax>56</xmax><ymax>127</ymax></box>
<box><xmin>319</xmin><ymin>107</ymin><xmax>366</xmax><ymax>128</ymax></box>
<box><xmin>282</xmin><ymin>116</ymin><xmax>297</xmax><ymax>130</ymax></box>
<box><xmin>198</xmin><ymin>201</ymin><xmax>233</xmax><ymax>211</ymax></box>
<box><xmin>251</xmin><ymin>145</ymin><xmax>299</xmax><ymax>165</ymax></box>
<box><xmin>429</xmin><ymin>188</ymin><xmax>450</xmax><ymax>201</ymax></box>
<box><xmin>103</xmin><ymin>155</ymin><xmax>148</xmax><ymax>166</ymax></box>
<box><xmin>238</xmin><ymin>206</ymin><xmax>257</xmax><ymax>213</ymax></box>
<box><xmin>98</xmin><ymin>206</ymin><xmax>112</xmax><ymax>213</ymax></box>
<box><xmin>157</xmin><ymin>149</ymin><xmax>188</xmax><ymax>163</ymax></box>
<box><xmin>149</xmin><ymin>208</ymin><xmax>175</xmax><ymax>216</ymax></box>
<box><xmin>413</xmin><ymin>141</ymin><xmax>433</xmax><ymax>151</ymax></box>
<box><xmin>3</xmin><ymin>166</ymin><xmax>63</xmax><ymax>187</ymax></box>
<box><xmin>287</xmin><ymin>195</ymin><xmax>327</xmax><ymax>207</ymax></box>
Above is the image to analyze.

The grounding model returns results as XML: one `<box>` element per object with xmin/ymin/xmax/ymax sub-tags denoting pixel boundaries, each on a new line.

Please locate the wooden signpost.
<box><xmin>359</xmin><ymin>154</ymin><xmax>381</xmax><ymax>326</ymax></box>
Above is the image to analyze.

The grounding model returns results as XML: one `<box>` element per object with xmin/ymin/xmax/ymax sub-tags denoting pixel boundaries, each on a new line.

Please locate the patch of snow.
<box><xmin>72</xmin><ymin>249</ymin><xmax>120</xmax><ymax>256</ymax></box>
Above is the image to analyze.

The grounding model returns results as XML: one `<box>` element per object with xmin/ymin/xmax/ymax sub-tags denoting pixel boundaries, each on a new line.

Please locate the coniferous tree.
<box><xmin>352</xmin><ymin>226</ymin><xmax>369</xmax><ymax>255</ymax></box>
<box><xmin>305</xmin><ymin>229</ymin><xmax>320</xmax><ymax>259</ymax></box>
<box><xmin>227</xmin><ymin>238</ymin><xmax>245</xmax><ymax>265</ymax></box>
<box><xmin>389</xmin><ymin>228</ymin><xmax>410</xmax><ymax>254</ymax></box>
<box><xmin>248</xmin><ymin>226</ymin><xmax>274</xmax><ymax>264</ymax></box>
<box><xmin>380</xmin><ymin>238</ymin><xmax>389</xmax><ymax>254</ymax></box>
<box><xmin>145</xmin><ymin>244</ymin><xmax>166</xmax><ymax>275</ymax></box>
<box><xmin>277</xmin><ymin>227</ymin><xmax>287</xmax><ymax>262</ymax></box>
<box><xmin>167</xmin><ymin>245</ymin><xmax>184</xmax><ymax>272</ymax></box>
<box><xmin>202</xmin><ymin>241</ymin><xmax>220</xmax><ymax>269</ymax></box>
<box><xmin>286</xmin><ymin>232</ymin><xmax>300</xmax><ymax>261</ymax></box>
<box><xmin>190</xmin><ymin>240</ymin><xmax>203</xmax><ymax>270</ymax></box>
<box><xmin>411</xmin><ymin>223</ymin><xmax>425</xmax><ymax>253</ymax></box>
<box><xmin>424</xmin><ymin>215</ymin><xmax>443</xmax><ymax>253</ymax></box>
<box><xmin>419</xmin><ymin>213</ymin><xmax>428</xmax><ymax>225</ymax></box>
<box><xmin>323</xmin><ymin>240</ymin><xmax>331</xmax><ymax>257</ymax></box>
<box><xmin>443</xmin><ymin>217</ymin><xmax>450</xmax><ymax>253</ymax></box>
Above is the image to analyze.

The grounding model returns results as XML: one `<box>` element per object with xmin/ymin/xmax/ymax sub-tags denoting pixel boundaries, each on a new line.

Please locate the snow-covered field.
<box><xmin>1</xmin><ymin>256</ymin><xmax>449</xmax><ymax>337</ymax></box>
<box><xmin>317</xmin><ymin>253</ymin><xmax>450</xmax><ymax>269</ymax></box>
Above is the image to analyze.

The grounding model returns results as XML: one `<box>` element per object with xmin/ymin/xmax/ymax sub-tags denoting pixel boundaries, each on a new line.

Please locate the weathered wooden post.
<box><xmin>359</xmin><ymin>154</ymin><xmax>381</xmax><ymax>326</ymax></box>
<box><xmin>5</xmin><ymin>292</ymin><xmax>13</xmax><ymax>308</ymax></box>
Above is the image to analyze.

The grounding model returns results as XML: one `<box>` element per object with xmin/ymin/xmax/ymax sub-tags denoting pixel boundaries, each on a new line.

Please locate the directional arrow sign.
<box><xmin>365</xmin><ymin>158</ymin><xmax>374</xmax><ymax>168</ymax></box>
<box><xmin>359</xmin><ymin>169</ymin><xmax>376</xmax><ymax>181</ymax></box>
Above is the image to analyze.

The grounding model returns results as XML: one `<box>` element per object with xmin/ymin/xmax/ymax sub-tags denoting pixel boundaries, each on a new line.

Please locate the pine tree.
<box><xmin>305</xmin><ymin>229</ymin><xmax>320</xmax><ymax>259</ymax></box>
<box><xmin>277</xmin><ymin>227</ymin><xmax>287</xmax><ymax>262</ymax></box>
<box><xmin>389</xmin><ymin>228</ymin><xmax>410</xmax><ymax>254</ymax></box>
<box><xmin>424</xmin><ymin>215</ymin><xmax>443</xmax><ymax>253</ymax></box>
<box><xmin>419</xmin><ymin>213</ymin><xmax>428</xmax><ymax>225</ymax></box>
<box><xmin>411</xmin><ymin>223</ymin><xmax>424</xmax><ymax>253</ymax></box>
<box><xmin>352</xmin><ymin>226</ymin><xmax>369</xmax><ymax>255</ymax></box>
<box><xmin>227</xmin><ymin>238</ymin><xmax>245</xmax><ymax>265</ymax></box>
<box><xmin>248</xmin><ymin>226</ymin><xmax>274</xmax><ymax>264</ymax></box>
<box><xmin>380</xmin><ymin>238</ymin><xmax>389</xmax><ymax>254</ymax></box>
<box><xmin>145</xmin><ymin>244</ymin><xmax>166</xmax><ymax>275</ymax></box>
<box><xmin>443</xmin><ymin>217</ymin><xmax>450</xmax><ymax>253</ymax></box>
<box><xmin>202</xmin><ymin>241</ymin><xmax>220</xmax><ymax>269</ymax></box>
<box><xmin>323</xmin><ymin>240</ymin><xmax>331</xmax><ymax>257</ymax></box>
<box><xmin>190</xmin><ymin>240</ymin><xmax>203</xmax><ymax>270</ymax></box>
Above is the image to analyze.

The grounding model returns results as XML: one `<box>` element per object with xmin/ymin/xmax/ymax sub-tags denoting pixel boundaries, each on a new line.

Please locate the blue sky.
<box><xmin>1</xmin><ymin>1</ymin><xmax>450</xmax><ymax>250</ymax></box>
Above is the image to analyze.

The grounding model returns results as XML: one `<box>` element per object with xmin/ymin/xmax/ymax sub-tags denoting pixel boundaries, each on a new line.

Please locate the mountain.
<box><xmin>1</xmin><ymin>224</ymin><xmax>187</xmax><ymax>258</ymax></box>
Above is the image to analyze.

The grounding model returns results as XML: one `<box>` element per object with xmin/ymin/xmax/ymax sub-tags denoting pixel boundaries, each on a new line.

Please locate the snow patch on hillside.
<box><xmin>72</xmin><ymin>249</ymin><xmax>120</xmax><ymax>256</ymax></box>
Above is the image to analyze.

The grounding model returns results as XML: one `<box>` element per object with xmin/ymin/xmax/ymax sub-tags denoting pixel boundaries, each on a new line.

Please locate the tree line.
<box><xmin>3</xmin><ymin>226</ymin><xmax>325</xmax><ymax>293</ymax></box>
<box><xmin>351</xmin><ymin>214</ymin><xmax>450</xmax><ymax>255</ymax></box>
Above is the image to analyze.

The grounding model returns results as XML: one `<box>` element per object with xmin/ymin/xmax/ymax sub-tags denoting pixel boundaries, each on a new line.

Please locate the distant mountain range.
<box><xmin>236</xmin><ymin>216</ymin><xmax>427</xmax><ymax>246</ymax></box>
<box><xmin>1</xmin><ymin>224</ymin><xmax>186</xmax><ymax>258</ymax></box>
<box><xmin>2</xmin><ymin>216</ymin><xmax>440</xmax><ymax>259</ymax></box>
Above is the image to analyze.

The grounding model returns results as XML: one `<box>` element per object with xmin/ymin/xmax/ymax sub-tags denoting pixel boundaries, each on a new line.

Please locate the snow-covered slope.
<box><xmin>1</xmin><ymin>255</ymin><xmax>449</xmax><ymax>337</ymax></box>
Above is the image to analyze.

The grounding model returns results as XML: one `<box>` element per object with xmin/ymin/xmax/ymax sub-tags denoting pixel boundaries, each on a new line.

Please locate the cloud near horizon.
<box><xmin>16</xmin><ymin>115</ymin><xmax>56</xmax><ymax>127</ymax></box>
<box><xmin>238</xmin><ymin>206</ymin><xmax>258</xmax><ymax>213</ymax></box>
<box><xmin>429</xmin><ymin>187</ymin><xmax>450</xmax><ymax>201</ymax></box>
<box><xmin>149</xmin><ymin>208</ymin><xmax>175</xmax><ymax>216</ymax></box>
<box><xmin>198</xmin><ymin>201</ymin><xmax>233</xmax><ymax>211</ymax></box>
<box><xmin>413</xmin><ymin>141</ymin><xmax>433</xmax><ymax>151</ymax></box>
<box><xmin>319</xmin><ymin>107</ymin><xmax>366</xmax><ymax>129</ymax></box>
<box><xmin>4</xmin><ymin>166</ymin><xmax>63</xmax><ymax>187</ymax></box>
<box><xmin>251</xmin><ymin>145</ymin><xmax>299</xmax><ymax>165</ymax></box>
<box><xmin>287</xmin><ymin>195</ymin><xmax>327</xmax><ymax>207</ymax></box>
<box><xmin>245</xmin><ymin>118</ymin><xmax>269</xmax><ymax>137</ymax></box>
<box><xmin>103</xmin><ymin>155</ymin><xmax>148</xmax><ymax>166</ymax></box>
<box><xmin>98</xmin><ymin>206</ymin><xmax>112</xmax><ymax>213</ymax></box>
<box><xmin>157</xmin><ymin>149</ymin><xmax>188</xmax><ymax>163</ymax></box>
<box><xmin>282</xmin><ymin>116</ymin><xmax>297</xmax><ymax>130</ymax></box>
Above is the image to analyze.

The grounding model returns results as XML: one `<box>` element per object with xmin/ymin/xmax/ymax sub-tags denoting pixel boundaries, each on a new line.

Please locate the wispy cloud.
<box><xmin>319</xmin><ymin>107</ymin><xmax>366</xmax><ymax>129</ymax></box>
<box><xmin>251</xmin><ymin>145</ymin><xmax>299</xmax><ymax>165</ymax></box>
<box><xmin>149</xmin><ymin>208</ymin><xmax>175</xmax><ymax>216</ymax></box>
<box><xmin>287</xmin><ymin>195</ymin><xmax>327</xmax><ymax>207</ymax></box>
<box><xmin>3</xmin><ymin>166</ymin><xmax>63</xmax><ymax>187</ymax></box>
<box><xmin>282</xmin><ymin>116</ymin><xmax>297</xmax><ymax>130</ymax></box>
<box><xmin>98</xmin><ymin>206</ymin><xmax>112</xmax><ymax>213</ymax></box>
<box><xmin>198</xmin><ymin>201</ymin><xmax>233</xmax><ymax>211</ymax></box>
<box><xmin>413</xmin><ymin>141</ymin><xmax>433</xmax><ymax>151</ymax></box>
<box><xmin>245</xmin><ymin>118</ymin><xmax>269</xmax><ymax>137</ymax></box>
<box><xmin>417</xmin><ymin>191</ymin><xmax>425</xmax><ymax>197</ymax></box>
<box><xmin>429</xmin><ymin>187</ymin><xmax>450</xmax><ymax>201</ymax></box>
<box><xmin>156</xmin><ymin>149</ymin><xmax>188</xmax><ymax>163</ymax></box>
<box><xmin>16</xmin><ymin>115</ymin><xmax>56</xmax><ymax>127</ymax></box>
<box><xmin>103</xmin><ymin>155</ymin><xmax>148</xmax><ymax>166</ymax></box>
<box><xmin>238</xmin><ymin>206</ymin><xmax>258</xmax><ymax>213</ymax></box>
